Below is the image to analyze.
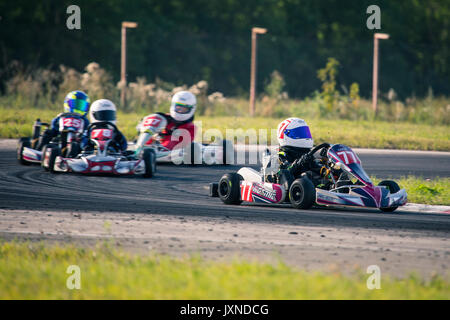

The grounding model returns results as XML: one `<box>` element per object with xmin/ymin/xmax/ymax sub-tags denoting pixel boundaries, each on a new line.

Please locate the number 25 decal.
<box><xmin>337</xmin><ymin>151</ymin><xmax>360</xmax><ymax>165</ymax></box>
<box><xmin>63</xmin><ymin>118</ymin><xmax>81</xmax><ymax>128</ymax></box>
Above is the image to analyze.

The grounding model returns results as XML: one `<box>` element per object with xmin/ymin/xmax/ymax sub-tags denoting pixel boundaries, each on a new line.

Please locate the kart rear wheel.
<box><xmin>289</xmin><ymin>177</ymin><xmax>315</xmax><ymax>209</ymax></box>
<box><xmin>218</xmin><ymin>173</ymin><xmax>243</xmax><ymax>205</ymax></box>
<box><xmin>378</xmin><ymin>180</ymin><xmax>400</xmax><ymax>212</ymax></box>
<box><xmin>143</xmin><ymin>149</ymin><xmax>156</xmax><ymax>178</ymax></box>
<box><xmin>17</xmin><ymin>137</ymin><xmax>31</xmax><ymax>165</ymax></box>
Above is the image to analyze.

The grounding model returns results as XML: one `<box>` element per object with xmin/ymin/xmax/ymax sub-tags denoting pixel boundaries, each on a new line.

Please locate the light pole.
<box><xmin>249</xmin><ymin>27</ymin><xmax>267</xmax><ymax>117</ymax></box>
<box><xmin>372</xmin><ymin>32</ymin><xmax>389</xmax><ymax>115</ymax></box>
<box><xmin>121</xmin><ymin>21</ymin><xmax>138</xmax><ymax>108</ymax></box>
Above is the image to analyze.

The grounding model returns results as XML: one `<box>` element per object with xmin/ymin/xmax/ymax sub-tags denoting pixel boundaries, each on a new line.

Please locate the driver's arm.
<box><xmin>138</xmin><ymin>114</ymin><xmax>167</xmax><ymax>135</ymax></box>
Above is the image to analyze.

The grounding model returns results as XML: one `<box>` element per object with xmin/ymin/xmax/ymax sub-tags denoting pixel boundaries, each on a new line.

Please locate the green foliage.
<box><xmin>0</xmin><ymin>0</ymin><xmax>449</xmax><ymax>98</ymax></box>
<box><xmin>264</xmin><ymin>70</ymin><xmax>286</xmax><ymax>99</ymax></box>
<box><xmin>371</xmin><ymin>176</ymin><xmax>450</xmax><ymax>206</ymax></box>
<box><xmin>1</xmin><ymin>104</ymin><xmax>449</xmax><ymax>151</ymax></box>
<box><xmin>0</xmin><ymin>241</ymin><xmax>448</xmax><ymax>299</ymax></box>
<box><xmin>349</xmin><ymin>83</ymin><xmax>360</xmax><ymax>108</ymax></box>
<box><xmin>317</xmin><ymin>58</ymin><xmax>340</xmax><ymax>112</ymax></box>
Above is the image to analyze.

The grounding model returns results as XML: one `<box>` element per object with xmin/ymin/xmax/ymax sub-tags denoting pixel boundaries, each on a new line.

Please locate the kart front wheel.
<box><xmin>218</xmin><ymin>173</ymin><xmax>243</xmax><ymax>205</ymax></box>
<box><xmin>143</xmin><ymin>149</ymin><xmax>156</xmax><ymax>178</ymax></box>
<box><xmin>289</xmin><ymin>177</ymin><xmax>315</xmax><ymax>209</ymax></box>
<box><xmin>67</xmin><ymin>142</ymin><xmax>81</xmax><ymax>158</ymax></box>
<box><xmin>42</xmin><ymin>145</ymin><xmax>60</xmax><ymax>173</ymax></box>
<box><xmin>17</xmin><ymin>137</ymin><xmax>31</xmax><ymax>165</ymax></box>
<box><xmin>378</xmin><ymin>180</ymin><xmax>400</xmax><ymax>212</ymax></box>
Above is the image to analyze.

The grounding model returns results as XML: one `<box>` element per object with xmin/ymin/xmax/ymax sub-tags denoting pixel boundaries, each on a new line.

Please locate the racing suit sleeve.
<box><xmin>114</xmin><ymin>129</ymin><xmax>128</xmax><ymax>152</ymax></box>
<box><xmin>138</xmin><ymin>113</ymin><xmax>167</xmax><ymax>134</ymax></box>
<box><xmin>36</xmin><ymin>115</ymin><xmax>60</xmax><ymax>150</ymax></box>
<box><xmin>80</xmin><ymin>117</ymin><xmax>90</xmax><ymax>149</ymax></box>
<box><xmin>49</xmin><ymin>115</ymin><xmax>61</xmax><ymax>136</ymax></box>
<box><xmin>278</xmin><ymin>151</ymin><xmax>291</xmax><ymax>170</ymax></box>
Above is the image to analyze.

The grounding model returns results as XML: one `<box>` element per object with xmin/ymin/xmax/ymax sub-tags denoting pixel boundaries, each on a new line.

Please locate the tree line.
<box><xmin>0</xmin><ymin>0</ymin><xmax>448</xmax><ymax>99</ymax></box>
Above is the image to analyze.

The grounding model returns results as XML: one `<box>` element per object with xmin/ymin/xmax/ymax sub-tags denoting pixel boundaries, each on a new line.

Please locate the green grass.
<box><xmin>372</xmin><ymin>176</ymin><xmax>450</xmax><ymax>206</ymax></box>
<box><xmin>1</xmin><ymin>107</ymin><xmax>449</xmax><ymax>151</ymax></box>
<box><xmin>0</xmin><ymin>241</ymin><xmax>448</xmax><ymax>299</ymax></box>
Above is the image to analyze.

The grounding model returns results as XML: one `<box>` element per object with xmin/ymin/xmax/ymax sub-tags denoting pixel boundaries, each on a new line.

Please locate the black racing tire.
<box><xmin>209</xmin><ymin>183</ymin><xmax>219</xmax><ymax>197</ymax></box>
<box><xmin>289</xmin><ymin>177</ymin><xmax>316</xmax><ymax>209</ymax></box>
<box><xmin>17</xmin><ymin>137</ymin><xmax>31</xmax><ymax>165</ymax></box>
<box><xmin>218</xmin><ymin>173</ymin><xmax>243</xmax><ymax>205</ymax></box>
<box><xmin>143</xmin><ymin>148</ymin><xmax>156</xmax><ymax>178</ymax></box>
<box><xmin>378</xmin><ymin>180</ymin><xmax>400</xmax><ymax>212</ymax></box>
<box><xmin>67</xmin><ymin>141</ymin><xmax>81</xmax><ymax>158</ymax></box>
<box><xmin>44</xmin><ymin>146</ymin><xmax>61</xmax><ymax>173</ymax></box>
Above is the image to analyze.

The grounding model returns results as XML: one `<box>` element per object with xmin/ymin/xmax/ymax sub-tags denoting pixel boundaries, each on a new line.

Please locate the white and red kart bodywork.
<box><xmin>18</xmin><ymin>115</ymin><xmax>86</xmax><ymax>164</ymax></box>
<box><xmin>213</xmin><ymin>144</ymin><xmax>407</xmax><ymax>212</ymax></box>
<box><xmin>43</xmin><ymin>127</ymin><xmax>154</xmax><ymax>176</ymax></box>
<box><xmin>132</xmin><ymin>114</ymin><xmax>233</xmax><ymax>165</ymax></box>
<box><xmin>21</xmin><ymin>147</ymin><xmax>43</xmax><ymax>163</ymax></box>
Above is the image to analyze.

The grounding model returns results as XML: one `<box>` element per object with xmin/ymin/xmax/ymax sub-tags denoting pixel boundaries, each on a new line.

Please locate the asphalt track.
<box><xmin>0</xmin><ymin>139</ymin><xmax>449</xmax><ymax>278</ymax></box>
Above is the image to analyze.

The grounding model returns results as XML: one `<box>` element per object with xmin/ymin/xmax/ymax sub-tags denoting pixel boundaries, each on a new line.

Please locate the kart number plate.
<box><xmin>91</xmin><ymin>128</ymin><xmax>113</xmax><ymax>141</ymax></box>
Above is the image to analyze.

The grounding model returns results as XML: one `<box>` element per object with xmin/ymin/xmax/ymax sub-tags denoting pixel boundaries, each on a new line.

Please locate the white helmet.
<box><xmin>89</xmin><ymin>99</ymin><xmax>117</xmax><ymax>124</ymax></box>
<box><xmin>170</xmin><ymin>91</ymin><xmax>196</xmax><ymax>122</ymax></box>
<box><xmin>277</xmin><ymin>118</ymin><xmax>313</xmax><ymax>148</ymax></box>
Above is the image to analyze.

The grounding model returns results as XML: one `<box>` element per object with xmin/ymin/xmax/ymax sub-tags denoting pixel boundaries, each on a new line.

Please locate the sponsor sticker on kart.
<box><xmin>241</xmin><ymin>182</ymin><xmax>284</xmax><ymax>203</ymax></box>
<box><xmin>91</xmin><ymin>128</ymin><xmax>113</xmax><ymax>140</ymax></box>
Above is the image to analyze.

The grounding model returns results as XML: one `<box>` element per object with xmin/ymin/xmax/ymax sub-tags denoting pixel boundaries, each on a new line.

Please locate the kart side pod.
<box><xmin>210</xmin><ymin>172</ymin><xmax>287</xmax><ymax>205</ymax></box>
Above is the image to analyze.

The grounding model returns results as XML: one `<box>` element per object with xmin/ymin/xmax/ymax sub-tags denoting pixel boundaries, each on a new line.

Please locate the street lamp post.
<box><xmin>121</xmin><ymin>21</ymin><xmax>138</xmax><ymax>108</ymax></box>
<box><xmin>249</xmin><ymin>27</ymin><xmax>267</xmax><ymax>117</ymax></box>
<box><xmin>372</xmin><ymin>32</ymin><xmax>389</xmax><ymax>115</ymax></box>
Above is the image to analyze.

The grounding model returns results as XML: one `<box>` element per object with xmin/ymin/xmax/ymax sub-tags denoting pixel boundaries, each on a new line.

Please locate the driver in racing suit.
<box><xmin>84</xmin><ymin>99</ymin><xmax>128</xmax><ymax>153</ymax></box>
<box><xmin>275</xmin><ymin>118</ymin><xmax>348</xmax><ymax>190</ymax></box>
<box><xmin>274</xmin><ymin>118</ymin><xmax>325</xmax><ymax>189</ymax></box>
<box><xmin>35</xmin><ymin>90</ymin><xmax>91</xmax><ymax>150</ymax></box>
<box><xmin>136</xmin><ymin>91</ymin><xmax>196</xmax><ymax>152</ymax></box>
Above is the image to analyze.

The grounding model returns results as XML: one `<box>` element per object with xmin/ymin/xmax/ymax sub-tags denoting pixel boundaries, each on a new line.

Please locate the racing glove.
<box><xmin>289</xmin><ymin>153</ymin><xmax>313</xmax><ymax>175</ymax></box>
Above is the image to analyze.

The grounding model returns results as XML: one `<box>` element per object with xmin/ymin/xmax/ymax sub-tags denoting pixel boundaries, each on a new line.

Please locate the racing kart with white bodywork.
<box><xmin>42</xmin><ymin>122</ymin><xmax>156</xmax><ymax>177</ymax></box>
<box><xmin>17</xmin><ymin>114</ymin><xmax>85</xmax><ymax>165</ymax></box>
<box><xmin>210</xmin><ymin>143</ymin><xmax>407</xmax><ymax>212</ymax></box>
<box><xmin>131</xmin><ymin>114</ymin><xmax>234</xmax><ymax>165</ymax></box>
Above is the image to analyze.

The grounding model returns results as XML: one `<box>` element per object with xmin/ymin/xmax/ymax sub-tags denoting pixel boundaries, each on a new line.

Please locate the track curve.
<box><xmin>0</xmin><ymin>140</ymin><xmax>449</xmax><ymax>277</ymax></box>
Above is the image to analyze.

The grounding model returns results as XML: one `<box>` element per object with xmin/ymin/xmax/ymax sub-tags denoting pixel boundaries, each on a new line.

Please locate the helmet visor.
<box><xmin>68</xmin><ymin>99</ymin><xmax>90</xmax><ymax>114</ymax></box>
<box><xmin>284</xmin><ymin>126</ymin><xmax>312</xmax><ymax>139</ymax></box>
<box><xmin>93</xmin><ymin>110</ymin><xmax>116</xmax><ymax>122</ymax></box>
<box><xmin>174</xmin><ymin>103</ymin><xmax>193</xmax><ymax>114</ymax></box>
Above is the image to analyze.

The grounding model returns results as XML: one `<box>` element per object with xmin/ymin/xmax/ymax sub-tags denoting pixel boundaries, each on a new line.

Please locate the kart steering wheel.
<box><xmin>306</xmin><ymin>142</ymin><xmax>331</xmax><ymax>159</ymax></box>
<box><xmin>87</xmin><ymin>121</ymin><xmax>119</xmax><ymax>132</ymax></box>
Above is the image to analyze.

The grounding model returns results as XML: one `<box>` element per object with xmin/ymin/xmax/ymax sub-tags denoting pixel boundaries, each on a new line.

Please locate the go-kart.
<box><xmin>210</xmin><ymin>143</ymin><xmax>407</xmax><ymax>212</ymax></box>
<box><xmin>17</xmin><ymin>114</ymin><xmax>84</xmax><ymax>165</ymax></box>
<box><xmin>131</xmin><ymin>114</ymin><xmax>234</xmax><ymax>165</ymax></box>
<box><xmin>42</xmin><ymin>122</ymin><xmax>156</xmax><ymax>177</ymax></box>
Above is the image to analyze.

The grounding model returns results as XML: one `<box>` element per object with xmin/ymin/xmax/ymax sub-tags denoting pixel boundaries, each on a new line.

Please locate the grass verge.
<box><xmin>372</xmin><ymin>176</ymin><xmax>450</xmax><ymax>206</ymax></box>
<box><xmin>0</xmin><ymin>241</ymin><xmax>448</xmax><ymax>299</ymax></box>
<box><xmin>0</xmin><ymin>107</ymin><xmax>449</xmax><ymax>151</ymax></box>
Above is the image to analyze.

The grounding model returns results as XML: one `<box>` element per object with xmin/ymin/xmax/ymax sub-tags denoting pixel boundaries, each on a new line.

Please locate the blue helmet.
<box><xmin>63</xmin><ymin>91</ymin><xmax>90</xmax><ymax>116</ymax></box>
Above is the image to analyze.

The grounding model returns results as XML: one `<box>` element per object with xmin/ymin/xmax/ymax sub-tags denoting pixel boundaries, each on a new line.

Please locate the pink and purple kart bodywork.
<box><xmin>217</xmin><ymin>144</ymin><xmax>407</xmax><ymax>211</ymax></box>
